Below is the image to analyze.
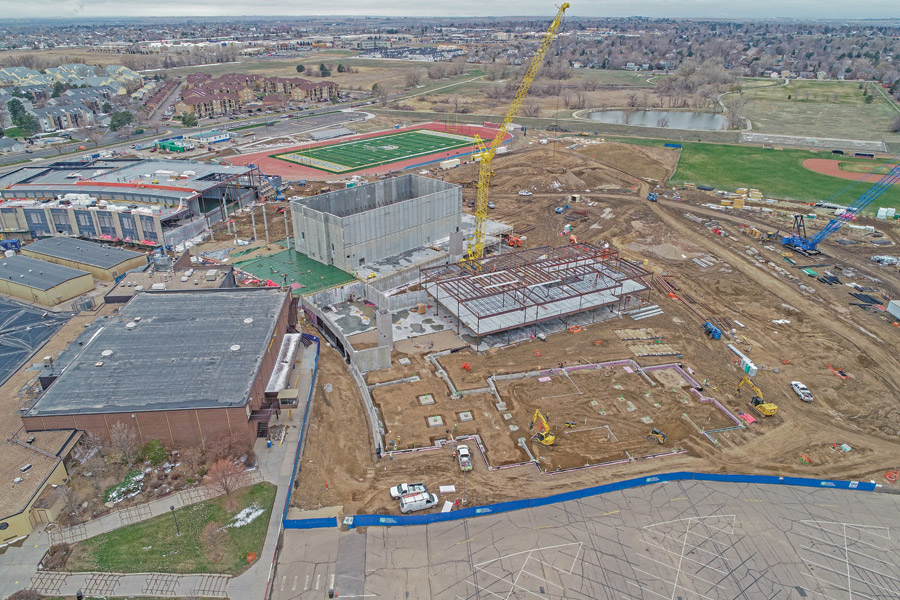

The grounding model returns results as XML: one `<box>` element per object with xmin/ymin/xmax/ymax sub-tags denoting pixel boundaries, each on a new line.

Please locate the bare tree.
<box><xmin>656</xmin><ymin>115</ymin><xmax>670</xmax><ymax>128</ymax></box>
<box><xmin>892</xmin><ymin>114</ymin><xmax>900</xmax><ymax>134</ymax></box>
<box><xmin>723</xmin><ymin>95</ymin><xmax>750</xmax><ymax>130</ymax></box>
<box><xmin>200</xmin><ymin>521</ymin><xmax>227</xmax><ymax>561</ymax></box>
<box><xmin>109</xmin><ymin>422</ymin><xmax>140</xmax><ymax>466</ymax></box>
<box><xmin>86</xmin><ymin>128</ymin><xmax>103</xmax><ymax>149</ymax></box>
<box><xmin>404</xmin><ymin>70</ymin><xmax>422</xmax><ymax>88</ymax></box>
<box><xmin>520</xmin><ymin>100</ymin><xmax>542</xmax><ymax>118</ymax></box>
<box><xmin>206</xmin><ymin>458</ymin><xmax>246</xmax><ymax>498</ymax></box>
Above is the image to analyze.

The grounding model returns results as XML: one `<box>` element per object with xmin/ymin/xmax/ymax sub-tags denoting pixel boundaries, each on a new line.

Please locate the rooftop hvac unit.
<box><xmin>20</xmin><ymin>464</ymin><xmax>32</xmax><ymax>473</ymax></box>
<box><xmin>125</xmin><ymin>321</ymin><xmax>137</xmax><ymax>331</ymax></box>
<box><xmin>43</xmin><ymin>355</ymin><xmax>53</xmax><ymax>368</ymax></box>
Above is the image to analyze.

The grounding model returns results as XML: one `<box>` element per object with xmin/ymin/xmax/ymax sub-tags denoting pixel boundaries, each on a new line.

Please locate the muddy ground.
<box><xmin>290</xmin><ymin>138</ymin><xmax>900</xmax><ymax>517</ymax></box>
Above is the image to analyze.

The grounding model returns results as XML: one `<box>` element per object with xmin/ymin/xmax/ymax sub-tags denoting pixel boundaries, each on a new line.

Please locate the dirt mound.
<box><xmin>443</xmin><ymin>146</ymin><xmax>639</xmax><ymax>194</ymax></box>
<box><xmin>575</xmin><ymin>142</ymin><xmax>679</xmax><ymax>183</ymax></box>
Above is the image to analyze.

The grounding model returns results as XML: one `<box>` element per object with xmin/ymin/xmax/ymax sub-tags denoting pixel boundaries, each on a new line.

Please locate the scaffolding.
<box><xmin>422</xmin><ymin>243</ymin><xmax>652</xmax><ymax>337</ymax></box>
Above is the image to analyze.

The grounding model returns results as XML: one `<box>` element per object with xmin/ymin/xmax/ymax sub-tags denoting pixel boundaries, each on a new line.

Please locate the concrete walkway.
<box><xmin>0</xmin><ymin>342</ymin><xmax>318</xmax><ymax>599</ymax></box>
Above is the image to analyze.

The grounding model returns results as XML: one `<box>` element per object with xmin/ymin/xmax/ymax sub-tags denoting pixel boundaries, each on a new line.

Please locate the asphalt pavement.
<box><xmin>273</xmin><ymin>480</ymin><xmax>900</xmax><ymax>599</ymax></box>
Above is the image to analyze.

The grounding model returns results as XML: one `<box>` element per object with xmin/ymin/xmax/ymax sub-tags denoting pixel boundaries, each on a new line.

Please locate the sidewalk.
<box><xmin>1</xmin><ymin>342</ymin><xmax>318</xmax><ymax>599</ymax></box>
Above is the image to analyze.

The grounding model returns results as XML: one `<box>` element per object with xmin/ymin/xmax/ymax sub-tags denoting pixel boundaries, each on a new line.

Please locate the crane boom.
<box><xmin>466</xmin><ymin>3</ymin><xmax>569</xmax><ymax>263</ymax></box>
<box><xmin>782</xmin><ymin>163</ymin><xmax>900</xmax><ymax>254</ymax></box>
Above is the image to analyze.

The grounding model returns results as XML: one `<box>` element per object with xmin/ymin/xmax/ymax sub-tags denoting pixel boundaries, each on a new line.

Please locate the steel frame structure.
<box><xmin>422</xmin><ymin>243</ymin><xmax>652</xmax><ymax>337</ymax></box>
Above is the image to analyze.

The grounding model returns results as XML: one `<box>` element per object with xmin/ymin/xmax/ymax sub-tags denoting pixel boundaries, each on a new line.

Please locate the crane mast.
<box><xmin>466</xmin><ymin>3</ymin><xmax>570</xmax><ymax>264</ymax></box>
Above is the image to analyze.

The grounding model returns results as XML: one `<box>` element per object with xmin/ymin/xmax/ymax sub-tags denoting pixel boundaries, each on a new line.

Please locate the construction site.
<box><xmin>268</xmin><ymin>1</ymin><xmax>900</xmax><ymax>521</ymax></box>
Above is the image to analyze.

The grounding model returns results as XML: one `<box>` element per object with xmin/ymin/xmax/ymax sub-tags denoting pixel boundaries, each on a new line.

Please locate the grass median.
<box><xmin>64</xmin><ymin>482</ymin><xmax>275</xmax><ymax>575</ymax></box>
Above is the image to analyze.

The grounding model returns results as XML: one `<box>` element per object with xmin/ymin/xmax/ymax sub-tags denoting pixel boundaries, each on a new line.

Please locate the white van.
<box><xmin>399</xmin><ymin>491</ymin><xmax>439</xmax><ymax>514</ymax></box>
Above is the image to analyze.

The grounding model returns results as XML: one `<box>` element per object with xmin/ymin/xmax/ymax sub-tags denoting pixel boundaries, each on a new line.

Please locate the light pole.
<box><xmin>170</xmin><ymin>505</ymin><xmax>181</xmax><ymax>536</ymax></box>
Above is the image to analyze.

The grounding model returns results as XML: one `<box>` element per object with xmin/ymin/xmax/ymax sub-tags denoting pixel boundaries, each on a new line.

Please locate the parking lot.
<box><xmin>274</xmin><ymin>480</ymin><xmax>900</xmax><ymax>599</ymax></box>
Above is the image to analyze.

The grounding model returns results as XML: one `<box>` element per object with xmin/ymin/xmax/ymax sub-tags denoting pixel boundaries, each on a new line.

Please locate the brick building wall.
<box><xmin>22</xmin><ymin>294</ymin><xmax>296</xmax><ymax>448</ymax></box>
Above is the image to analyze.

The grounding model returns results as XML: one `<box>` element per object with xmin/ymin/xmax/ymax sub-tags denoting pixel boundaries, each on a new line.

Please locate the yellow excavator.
<box><xmin>736</xmin><ymin>375</ymin><xmax>778</xmax><ymax>416</ymax></box>
<box><xmin>464</xmin><ymin>3</ymin><xmax>569</xmax><ymax>269</ymax></box>
<box><xmin>529</xmin><ymin>409</ymin><xmax>557</xmax><ymax>446</ymax></box>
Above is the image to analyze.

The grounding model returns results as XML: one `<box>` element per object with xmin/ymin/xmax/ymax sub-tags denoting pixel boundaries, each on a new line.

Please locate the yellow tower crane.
<box><xmin>465</xmin><ymin>3</ymin><xmax>570</xmax><ymax>266</ymax></box>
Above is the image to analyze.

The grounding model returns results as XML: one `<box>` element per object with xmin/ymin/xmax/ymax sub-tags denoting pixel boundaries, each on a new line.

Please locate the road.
<box><xmin>274</xmin><ymin>480</ymin><xmax>900</xmax><ymax>599</ymax></box>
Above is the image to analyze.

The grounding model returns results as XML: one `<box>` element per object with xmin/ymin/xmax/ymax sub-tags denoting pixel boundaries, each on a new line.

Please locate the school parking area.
<box><xmin>274</xmin><ymin>479</ymin><xmax>900</xmax><ymax>599</ymax></box>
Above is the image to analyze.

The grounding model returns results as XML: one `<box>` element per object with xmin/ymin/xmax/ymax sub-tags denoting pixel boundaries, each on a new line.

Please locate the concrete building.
<box><xmin>0</xmin><ymin>158</ymin><xmax>276</xmax><ymax>248</ymax></box>
<box><xmin>22</xmin><ymin>236</ymin><xmax>147</xmax><ymax>282</ymax></box>
<box><xmin>292</xmin><ymin>174</ymin><xmax>461</xmax><ymax>272</ymax></box>
<box><xmin>104</xmin><ymin>264</ymin><xmax>235</xmax><ymax>304</ymax></box>
<box><xmin>0</xmin><ymin>429</ymin><xmax>81</xmax><ymax>545</ymax></box>
<box><xmin>0</xmin><ymin>254</ymin><xmax>94</xmax><ymax>305</ymax></box>
<box><xmin>22</xmin><ymin>288</ymin><xmax>295</xmax><ymax>446</ymax></box>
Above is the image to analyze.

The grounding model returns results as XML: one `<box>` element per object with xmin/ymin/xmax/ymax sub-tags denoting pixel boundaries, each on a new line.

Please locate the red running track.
<box><xmin>226</xmin><ymin>121</ymin><xmax>511</xmax><ymax>180</ymax></box>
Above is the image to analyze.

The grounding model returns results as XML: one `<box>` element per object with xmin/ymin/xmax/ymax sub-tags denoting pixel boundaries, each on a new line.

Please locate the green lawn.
<box><xmin>64</xmin><ymin>483</ymin><xmax>275</xmax><ymax>575</ymax></box>
<box><xmin>273</xmin><ymin>129</ymin><xmax>474</xmax><ymax>173</ymax></box>
<box><xmin>3</xmin><ymin>127</ymin><xmax>27</xmax><ymax>138</ymax></box>
<box><xmin>667</xmin><ymin>141</ymin><xmax>900</xmax><ymax>210</ymax></box>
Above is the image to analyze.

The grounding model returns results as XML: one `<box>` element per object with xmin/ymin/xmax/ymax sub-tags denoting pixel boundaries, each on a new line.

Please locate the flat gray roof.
<box><xmin>26</xmin><ymin>237</ymin><xmax>145</xmax><ymax>270</ymax></box>
<box><xmin>29</xmin><ymin>288</ymin><xmax>287</xmax><ymax>416</ymax></box>
<box><xmin>0</xmin><ymin>255</ymin><xmax>91</xmax><ymax>291</ymax></box>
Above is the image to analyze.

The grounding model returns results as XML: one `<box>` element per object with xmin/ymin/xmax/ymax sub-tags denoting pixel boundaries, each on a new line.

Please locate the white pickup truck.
<box><xmin>791</xmin><ymin>381</ymin><xmax>814</xmax><ymax>403</ymax></box>
<box><xmin>389</xmin><ymin>482</ymin><xmax>426</xmax><ymax>499</ymax></box>
<box><xmin>457</xmin><ymin>445</ymin><xmax>473</xmax><ymax>471</ymax></box>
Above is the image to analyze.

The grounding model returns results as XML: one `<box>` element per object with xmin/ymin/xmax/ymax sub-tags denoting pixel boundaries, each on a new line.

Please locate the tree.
<box><xmin>7</xmin><ymin>99</ymin><xmax>41</xmax><ymax>135</ymax></box>
<box><xmin>109</xmin><ymin>422</ymin><xmax>141</xmax><ymax>466</ymax></box>
<box><xmin>319</xmin><ymin>63</ymin><xmax>331</xmax><ymax>77</ymax></box>
<box><xmin>404</xmin><ymin>70</ymin><xmax>422</xmax><ymax>88</ymax></box>
<box><xmin>295</xmin><ymin>64</ymin><xmax>305</xmax><ymax>74</ymax></box>
<box><xmin>892</xmin><ymin>114</ymin><xmax>900</xmax><ymax>133</ymax></box>
<box><xmin>102</xmin><ymin>101</ymin><xmax>112</xmax><ymax>114</ymax></box>
<box><xmin>180</xmin><ymin>112</ymin><xmax>198</xmax><ymax>127</ymax></box>
<box><xmin>51</xmin><ymin>81</ymin><xmax>66</xmax><ymax>98</ymax></box>
<box><xmin>140</xmin><ymin>439</ymin><xmax>168</xmax><ymax>466</ymax></box>
<box><xmin>337</xmin><ymin>63</ymin><xmax>346</xmax><ymax>73</ymax></box>
<box><xmin>206</xmin><ymin>457</ymin><xmax>246</xmax><ymax>498</ymax></box>
<box><xmin>109</xmin><ymin>110</ymin><xmax>133</xmax><ymax>131</ymax></box>
<box><xmin>723</xmin><ymin>95</ymin><xmax>750</xmax><ymax>130</ymax></box>
<box><xmin>200</xmin><ymin>521</ymin><xmax>227</xmax><ymax>561</ymax></box>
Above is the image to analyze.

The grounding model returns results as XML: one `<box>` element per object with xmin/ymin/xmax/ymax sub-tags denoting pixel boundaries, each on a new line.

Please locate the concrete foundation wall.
<box><xmin>292</xmin><ymin>175</ymin><xmax>461</xmax><ymax>272</ymax></box>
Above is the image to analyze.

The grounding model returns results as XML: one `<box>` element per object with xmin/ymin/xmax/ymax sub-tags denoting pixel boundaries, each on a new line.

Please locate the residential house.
<box><xmin>0</xmin><ymin>137</ymin><xmax>26</xmax><ymax>154</ymax></box>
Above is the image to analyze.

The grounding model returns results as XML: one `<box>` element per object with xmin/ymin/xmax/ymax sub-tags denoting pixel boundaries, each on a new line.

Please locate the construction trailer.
<box><xmin>422</xmin><ymin>243</ymin><xmax>652</xmax><ymax>339</ymax></box>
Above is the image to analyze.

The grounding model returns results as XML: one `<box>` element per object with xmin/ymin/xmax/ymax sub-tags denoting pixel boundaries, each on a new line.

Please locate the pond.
<box><xmin>586</xmin><ymin>110</ymin><xmax>729</xmax><ymax>131</ymax></box>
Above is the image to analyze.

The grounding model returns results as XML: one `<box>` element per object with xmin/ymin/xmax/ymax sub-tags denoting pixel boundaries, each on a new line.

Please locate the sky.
<box><xmin>0</xmin><ymin>0</ymin><xmax>898</xmax><ymax>20</ymax></box>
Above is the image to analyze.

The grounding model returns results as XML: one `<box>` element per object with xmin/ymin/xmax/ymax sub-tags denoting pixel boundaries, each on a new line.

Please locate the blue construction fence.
<box><xmin>347</xmin><ymin>471</ymin><xmax>877</xmax><ymax>529</ymax></box>
<box><xmin>281</xmin><ymin>333</ymin><xmax>338</xmax><ymax>530</ymax></box>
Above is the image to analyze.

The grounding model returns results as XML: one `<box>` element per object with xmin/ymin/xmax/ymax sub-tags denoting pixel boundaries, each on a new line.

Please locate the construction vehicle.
<box><xmin>647</xmin><ymin>428</ymin><xmax>667</xmax><ymax>444</ymax></box>
<box><xmin>457</xmin><ymin>445</ymin><xmax>473</xmax><ymax>471</ymax></box>
<box><xmin>501</xmin><ymin>233</ymin><xmax>523</xmax><ymax>247</ymax></box>
<box><xmin>464</xmin><ymin>3</ymin><xmax>569</xmax><ymax>267</ymax></box>
<box><xmin>529</xmin><ymin>409</ymin><xmax>557</xmax><ymax>446</ymax></box>
<box><xmin>648</xmin><ymin>192</ymin><xmax>658</xmax><ymax>202</ymax></box>
<box><xmin>702</xmin><ymin>321</ymin><xmax>722</xmax><ymax>340</ymax></box>
<box><xmin>782</xmin><ymin>162</ymin><xmax>900</xmax><ymax>255</ymax></box>
<box><xmin>736</xmin><ymin>375</ymin><xmax>778</xmax><ymax>416</ymax></box>
<box><xmin>389</xmin><ymin>482</ymin><xmax>427</xmax><ymax>499</ymax></box>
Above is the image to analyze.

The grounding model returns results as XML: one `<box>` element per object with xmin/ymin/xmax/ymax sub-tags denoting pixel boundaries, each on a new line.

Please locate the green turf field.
<box><xmin>272</xmin><ymin>129</ymin><xmax>475</xmax><ymax>173</ymax></box>
<box><xmin>613</xmin><ymin>137</ymin><xmax>900</xmax><ymax>211</ymax></box>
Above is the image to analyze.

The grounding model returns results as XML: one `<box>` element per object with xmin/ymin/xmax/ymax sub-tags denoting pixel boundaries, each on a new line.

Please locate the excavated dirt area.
<box><xmin>291</xmin><ymin>136</ymin><xmax>900</xmax><ymax>517</ymax></box>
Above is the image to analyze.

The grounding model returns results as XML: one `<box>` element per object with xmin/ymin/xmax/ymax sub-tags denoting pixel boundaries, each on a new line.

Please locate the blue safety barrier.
<box><xmin>348</xmin><ymin>471</ymin><xmax>877</xmax><ymax>528</ymax></box>
<box><xmin>664</xmin><ymin>143</ymin><xmax>682</xmax><ymax>148</ymax></box>
<box><xmin>282</xmin><ymin>517</ymin><xmax>337</xmax><ymax>529</ymax></box>
<box><xmin>281</xmin><ymin>333</ymin><xmax>323</xmax><ymax>530</ymax></box>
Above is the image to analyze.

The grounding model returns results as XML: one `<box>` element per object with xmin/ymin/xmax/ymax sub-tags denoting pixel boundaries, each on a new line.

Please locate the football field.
<box><xmin>272</xmin><ymin>129</ymin><xmax>475</xmax><ymax>173</ymax></box>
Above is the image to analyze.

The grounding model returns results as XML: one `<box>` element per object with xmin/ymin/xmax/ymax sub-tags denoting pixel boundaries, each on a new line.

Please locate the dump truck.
<box><xmin>457</xmin><ymin>445</ymin><xmax>473</xmax><ymax>471</ymax></box>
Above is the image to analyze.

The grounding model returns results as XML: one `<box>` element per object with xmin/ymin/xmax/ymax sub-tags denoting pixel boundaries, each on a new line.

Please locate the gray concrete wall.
<box><xmin>292</xmin><ymin>175</ymin><xmax>461</xmax><ymax>272</ymax></box>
